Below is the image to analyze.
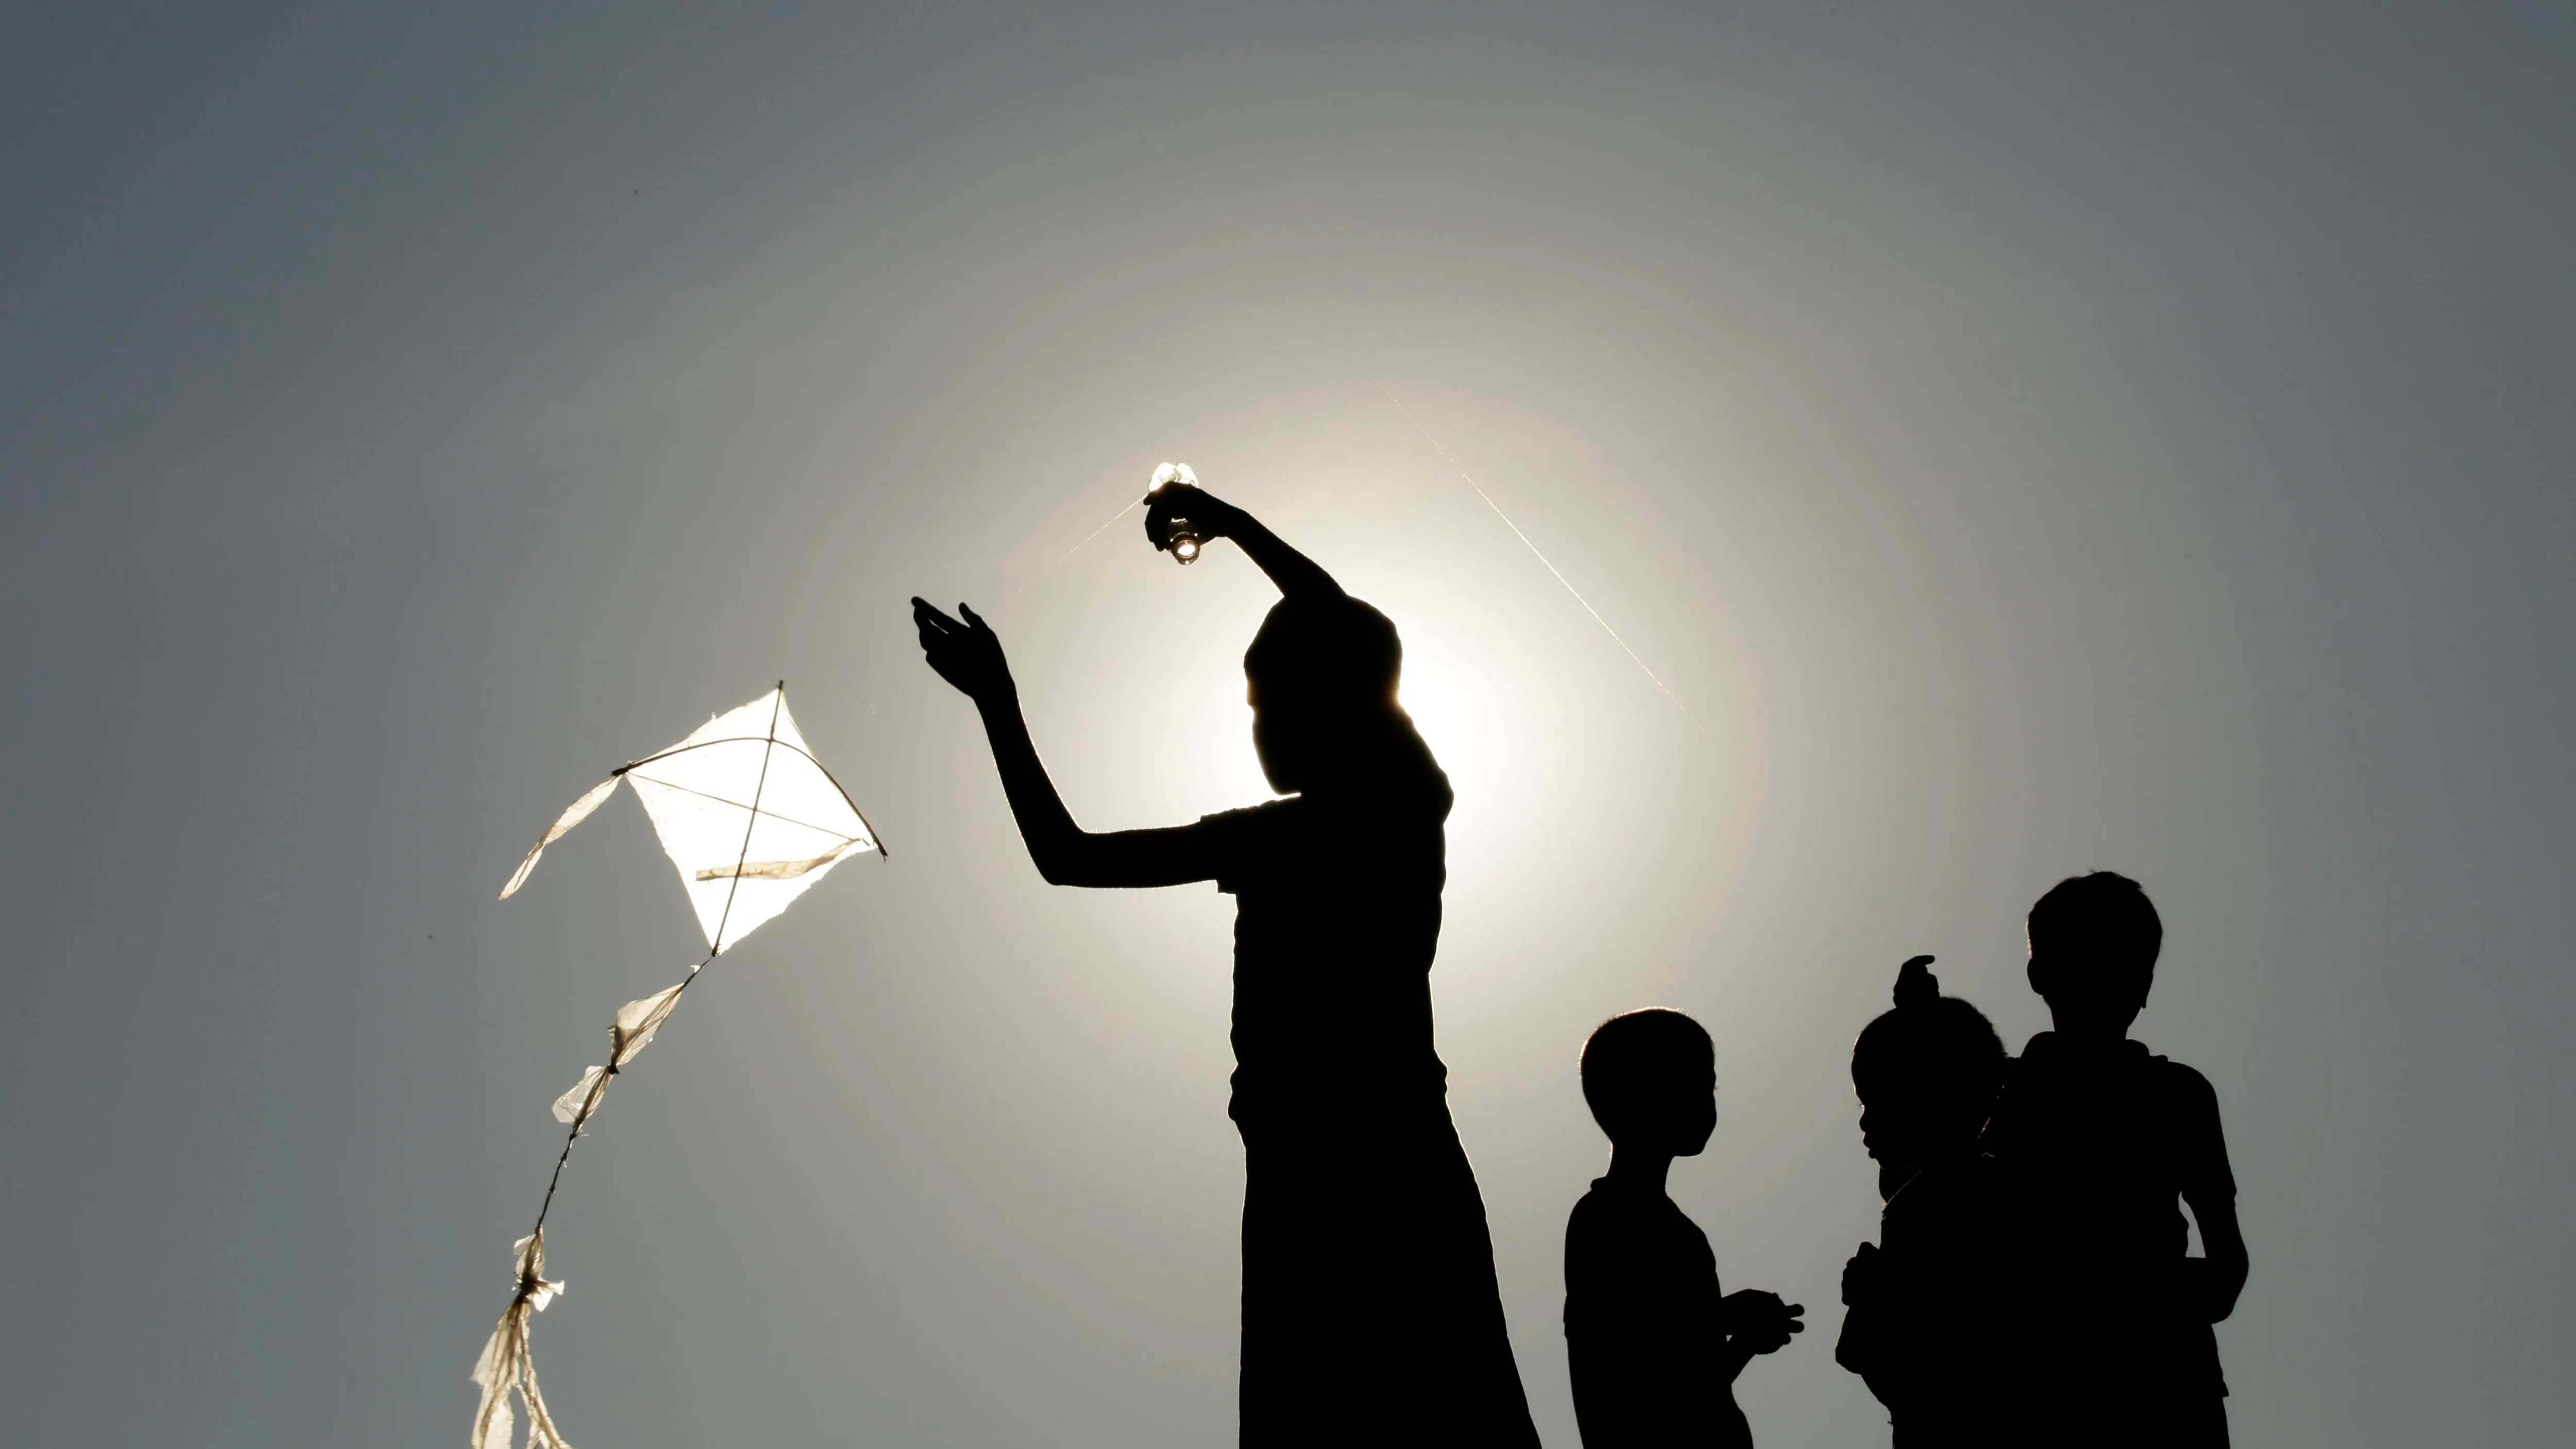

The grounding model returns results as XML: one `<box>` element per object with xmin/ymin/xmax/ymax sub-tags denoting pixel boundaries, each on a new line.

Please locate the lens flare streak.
<box><xmin>1368</xmin><ymin>377</ymin><xmax>1707</xmax><ymax>734</ymax></box>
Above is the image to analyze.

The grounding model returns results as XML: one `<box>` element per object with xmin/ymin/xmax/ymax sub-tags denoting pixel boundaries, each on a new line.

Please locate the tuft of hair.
<box><xmin>1581</xmin><ymin>1009</ymin><xmax>1713</xmax><ymax>1137</ymax></box>
<box><xmin>1245</xmin><ymin>596</ymin><xmax>1403</xmax><ymax>707</ymax></box>
<box><xmin>1892</xmin><ymin>954</ymin><xmax>1941</xmax><ymax>1010</ymax></box>
<box><xmin>2027</xmin><ymin>871</ymin><xmax>2163</xmax><ymax>978</ymax></box>
<box><xmin>1853</xmin><ymin>958</ymin><xmax>2005</xmax><ymax>1104</ymax></box>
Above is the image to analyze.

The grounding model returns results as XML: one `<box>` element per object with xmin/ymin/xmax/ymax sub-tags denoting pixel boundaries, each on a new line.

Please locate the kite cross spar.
<box><xmin>472</xmin><ymin>685</ymin><xmax>884</xmax><ymax>1449</ymax></box>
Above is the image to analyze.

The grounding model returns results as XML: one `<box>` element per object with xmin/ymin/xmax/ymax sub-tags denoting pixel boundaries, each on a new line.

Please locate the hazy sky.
<box><xmin>5</xmin><ymin>4</ymin><xmax>2570</xmax><ymax>1445</ymax></box>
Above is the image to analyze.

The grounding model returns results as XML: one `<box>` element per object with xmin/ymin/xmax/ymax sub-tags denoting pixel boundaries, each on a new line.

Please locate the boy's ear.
<box><xmin>2025</xmin><ymin>954</ymin><xmax>2050</xmax><ymax>998</ymax></box>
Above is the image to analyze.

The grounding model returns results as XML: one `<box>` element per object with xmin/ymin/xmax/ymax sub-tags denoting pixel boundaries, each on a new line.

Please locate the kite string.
<box><xmin>526</xmin><ymin>684</ymin><xmax>787</xmax><ymax>1238</ymax></box>
<box><xmin>1011</xmin><ymin>496</ymin><xmax>1144</xmax><ymax>596</ymax></box>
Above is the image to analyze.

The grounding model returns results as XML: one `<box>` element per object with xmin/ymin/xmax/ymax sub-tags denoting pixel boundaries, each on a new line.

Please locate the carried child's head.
<box><xmin>1851</xmin><ymin>958</ymin><xmax>2005</xmax><ymax>1179</ymax></box>
<box><xmin>2025</xmin><ymin>871</ymin><xmax>2163</xmax><ymax>1039</ymax></box>
<box><xmin>1243</xmin><ymin>597</ymin><xmax>1419</xmax><ymax>796</ymax></box>
<box><xmin>1581</xmin><ymin>1009</ymin><xmax>1717</xmax><ymax>1158</ymax></box>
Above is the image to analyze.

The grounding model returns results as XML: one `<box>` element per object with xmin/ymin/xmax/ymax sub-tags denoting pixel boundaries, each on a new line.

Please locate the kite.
<box><xmin>471</xmin><ymin>684</ymin><xmax>883</xmax><ymax>1448</ymax></box>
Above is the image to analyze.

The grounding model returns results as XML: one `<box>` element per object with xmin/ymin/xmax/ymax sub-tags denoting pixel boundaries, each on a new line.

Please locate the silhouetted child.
<box><xmin>1835</xmin><ymin>956</ymin><xmax>2027</xmax><ymax>1447</ymax></box>
<box><xmin>1981</xmin><ymin>873</ymin><xmax>2247</xmax><ymax>1447</ymax></box>
<box><xmin>914</xmin><ymin>480</ymin><xmax>1540</xmax><ymax>1448</ymax></box>
<box><xmin>1565</xmin><ymin>1010</ymin><xmax>1804</xmax><ymax>1449</ymax></box>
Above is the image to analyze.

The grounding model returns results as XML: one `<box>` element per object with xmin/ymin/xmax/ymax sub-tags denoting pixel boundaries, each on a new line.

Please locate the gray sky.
<box><xmin>5</xmin><ymin>3</ymin><xmax>2569</xmax><ymax>1445</ymax></box>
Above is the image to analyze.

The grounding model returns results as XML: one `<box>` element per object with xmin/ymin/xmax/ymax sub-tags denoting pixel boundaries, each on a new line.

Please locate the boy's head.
<box><xmin>1851</xmin><ymin>957</ymin><xmax>2005</xmax><ymax>1179</ymax></box>
<box><xmin>2025</xmin><ymin>872</ymin><xmax>2163</xmax><ymax>1039</ymax></box>
<box><xmin>1581</xmin><ymin>1009</ymin><xmax>1717</xmax><ymax>1157</ymax></box>
<box><xmin>1244</xmin><ymin>597</ymin><xmax>1404</xmax><ymax>794</ymax></box>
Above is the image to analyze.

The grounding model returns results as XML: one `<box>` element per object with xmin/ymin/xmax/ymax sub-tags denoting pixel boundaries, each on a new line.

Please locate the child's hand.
<box><xmin>1841</xmin><ymin>1242</ymin><xmax>1883</xmax><ymax>1307</ymax></box>
<box><xmin>911</xmin><ymin>598</ymin><xmax>1016</xmax><ymax>705</ymax></box>
<box><xmin>1722</xmin><ymin>1289</ymin><xmax>1807</xmax><ymax>1355</ymax></box>
<box><xmin>1143</xmin><ymin>482</ymin><xmax>1248</xmax><ymax>553</ymax></box>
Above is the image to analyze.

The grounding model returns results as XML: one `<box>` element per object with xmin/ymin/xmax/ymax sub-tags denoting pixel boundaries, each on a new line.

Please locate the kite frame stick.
<box><xmin>615</xmin><ymin>734</ymin><xmax>889</xmax><ymax>860</ymax></box>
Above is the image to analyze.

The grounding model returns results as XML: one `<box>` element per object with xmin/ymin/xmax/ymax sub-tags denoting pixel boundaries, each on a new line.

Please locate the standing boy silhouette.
<box><xmin>1981</xmin><ymin>873</ymin><xmax>2248</xmax><ymax>1446</ymax></box>
<box><xmin>1565</xmin><ymin>1010</ymin><xmax>1804</xmax><ymax>1449</ymax></box>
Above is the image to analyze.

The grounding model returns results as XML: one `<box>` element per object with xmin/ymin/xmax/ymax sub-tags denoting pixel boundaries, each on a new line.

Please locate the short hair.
<box><xmin>1851</xmin><ymin>958</ymin><xmax>2005</xmax><ymax>1105</ymax></box>
<box><xmin>1581</xmin><ymin>1009</ymin><xmax>1713</xmax><ymax>1136</ymax></box>
<box><xmin>1244</xmin><ymin>596</ymin><xmax>1402</xmax><ymax>708</ymax></box>
<box><xmin>2027</xmin><ymin>872</ymin><xmax>2162</xmax><ymax>978</ymax></box>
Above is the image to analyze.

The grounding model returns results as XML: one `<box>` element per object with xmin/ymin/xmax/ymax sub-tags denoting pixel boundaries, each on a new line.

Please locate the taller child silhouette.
<box><xmin>912</xmin><ymin>481</ymin><xmax>1541</xmax><ymax>1448</ymax></box>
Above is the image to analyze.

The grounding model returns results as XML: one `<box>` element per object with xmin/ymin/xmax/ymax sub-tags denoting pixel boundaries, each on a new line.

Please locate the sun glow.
<box><xmin>1395</xmin><ymin>627</ymin><xmax>1556</xmax><ymax>889</ymax></box>
<box><xmin>1399</xmin><ymin>654</ymin><xmax>1498</xmax><ymax>804</ymax></box>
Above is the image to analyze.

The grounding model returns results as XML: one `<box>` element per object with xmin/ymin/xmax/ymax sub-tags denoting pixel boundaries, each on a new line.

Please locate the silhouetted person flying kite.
<box><xmin>911</xmin><ymin>475</ymin><xmax>1542</xmax><ymax>1448</ymax></box>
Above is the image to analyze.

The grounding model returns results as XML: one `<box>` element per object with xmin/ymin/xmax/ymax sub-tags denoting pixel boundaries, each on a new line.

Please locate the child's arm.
<box><xmin>2182</xmin><ymin>1190</ymin><xmax>2249</xmax><ymax>1322</ymax></box>
<box><xmin>913</xmin><ymin>598</ymin><xmax>1221</xmax><ymax>888</ymax></box>
<box><xmin>1143</xmin><ymin>484</ymin><xmax>1345</xmax><ymax>603</ymax></box>
<box><xmin>2175</xmin><ymin>1065</ymin><xmax>2249</xmax><ymax>1323</ymax></box>
<box><xmin>1833</xmin><ymin>1244</ymin><xmax>1905</xmax><ymax>1407</ymax></box>
<box><xmin>1719</xmin><ymin>1288</ymin><xmax>1805</xmax><ymax>1380</ymax></box>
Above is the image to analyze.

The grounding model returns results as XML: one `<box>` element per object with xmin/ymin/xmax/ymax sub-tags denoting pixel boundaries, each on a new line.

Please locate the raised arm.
<box><xmin>911</xmin><ymin>597</ymin><xmax>1217</xmax><ymax>889</ymax></box>
<box><xmin>1144</xmin><ymin>482</ymin><xmax>1345</xmax><ymax>603</ymax></box>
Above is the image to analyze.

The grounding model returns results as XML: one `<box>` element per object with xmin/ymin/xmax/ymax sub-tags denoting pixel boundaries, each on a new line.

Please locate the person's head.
<box><xmin>1243</xmin><ymin>596</ymin><xmax>1425</xmax><ymax>797</ymax></box>
<box><xmin>2025</xmin><ymin>871</ymin><xmax>2162</xmax><ymax>1039</ymax></box>
<box><xmin>1851</xmin><ymin>957</ymin><xmax>2006</xmax><ymax>1181</ymax></box>
<box><xmin>1581</xmin><ymin>1009</ymin><xmax>1717</xmax><ymax>1157</ymax></box>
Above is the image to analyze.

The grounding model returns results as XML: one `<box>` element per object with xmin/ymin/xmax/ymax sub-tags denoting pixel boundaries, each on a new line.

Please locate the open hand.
<box><xmin>1143</xmin><ymin>481</ymin><xmax>1248</xmax><ymax>557</ymax></box>
<box><xmin>911</xmin><ymin>598</ymin><xmax>1015</xmax><ymax>704</ymax></box>
<box><xmin>1723</xmin><ymin>1289</ymin><xmax>1807</xmax><ymax>1355</ymax></box>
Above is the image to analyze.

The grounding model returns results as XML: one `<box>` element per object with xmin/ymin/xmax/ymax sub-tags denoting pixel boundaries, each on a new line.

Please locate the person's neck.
<box><xmin>2044</xmin><ymin>1019</ymin><xmax>2134</xmax><ymax>1053</ymax></box>
<box><xmin>1604</xmin><ymin>1145</ymin><xmax>1674</xmax><ymax>1195</ymax></box>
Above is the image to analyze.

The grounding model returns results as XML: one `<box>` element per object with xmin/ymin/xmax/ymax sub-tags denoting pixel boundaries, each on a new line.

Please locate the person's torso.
<box><xmin>1988</xmin><ymin>1039</ymin><xmax>2200</xmax><ymax>1267</ymax></box>
<box><xmin>1876</xmin><ymin>1156</ymin><xmax>2030</xmax><ymax>1440</ymax></box>
<box><xmin>1218</xmin><ymin>797</ymin><xmax>1449</xmax><ymax>1124</ymax></box>
<box><xmin>1984</xmin><ymin>1037</ymin><xmax>2230</xmax><ymax>1396</ymax></box>
<box><xmin>1564</xmin><ymin>1182</ymin><xmax>1746</xmax><ymax>1448</ymax></box>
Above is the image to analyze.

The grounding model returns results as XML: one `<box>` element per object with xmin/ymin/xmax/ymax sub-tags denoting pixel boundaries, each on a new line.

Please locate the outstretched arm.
<box><xmin>1144</xmin><ymin>483</ymin><xmax>1344</xmax><ymax>603</ymax></box>
<box><xmin>912</xmin><ymin>598</ymin><xmax>1216</xmax><ymax>888</ymax></box>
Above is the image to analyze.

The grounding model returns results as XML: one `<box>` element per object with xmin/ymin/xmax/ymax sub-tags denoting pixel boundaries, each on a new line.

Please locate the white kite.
<box><xmin>472</xmin><ymin>685</ymin><xmax>882</xmax><ymax>1448</ymax></box>
<box><xmin>500</xmin><ymin>685</ymin><xmax>882</xmax><ymax>950</ymax></box>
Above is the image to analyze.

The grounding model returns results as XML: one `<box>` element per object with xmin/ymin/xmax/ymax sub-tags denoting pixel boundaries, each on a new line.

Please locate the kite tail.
<box><xmin>475</xmin><ymin>686</ymin><xmax>816</xmax><ymax>1446</ymax></box>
